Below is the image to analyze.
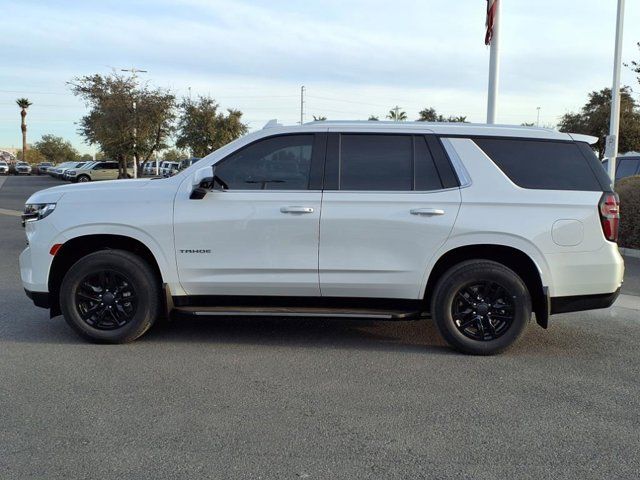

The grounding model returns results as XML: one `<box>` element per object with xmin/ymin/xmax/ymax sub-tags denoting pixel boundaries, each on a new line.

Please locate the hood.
<box><xmin>25</xmin><ymin>178</ymin><xmax>153</xmax><ymax>205</ymax></box>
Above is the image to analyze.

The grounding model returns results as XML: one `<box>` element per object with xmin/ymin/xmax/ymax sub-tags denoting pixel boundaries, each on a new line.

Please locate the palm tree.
<box><xmin>16</xmin><ymin>98</ymin><xmax>32</xmax><ymax>160</ymax></box>
<box><xmin>312</xmin><ymin>115</ymin><xmax>327</xmax><ymax>121</ymax></box>
<box><xmin>387</xmin><ymin>106</ymin><xmax>407</xmax><ymax>121</ymax></box>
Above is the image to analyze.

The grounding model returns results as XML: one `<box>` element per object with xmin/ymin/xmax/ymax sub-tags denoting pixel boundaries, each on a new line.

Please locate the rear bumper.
<box><xmin>550</xmin><ymin>288</ymin><xmax>621</xmax><ymax>314</ymax></box>
<box><xmin>24</xmin><ymin>288</ymin><xmax>50</xmax><ymax>309</ymax></box>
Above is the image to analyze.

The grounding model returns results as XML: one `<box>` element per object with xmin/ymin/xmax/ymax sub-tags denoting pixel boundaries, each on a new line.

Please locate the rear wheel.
<box><xmin>431</xmin><ymin>260</ymin><xmax>531</xmax><ymax>355</ymax></box>
<box><xmin>59</xmin><ymin>250</ymin><xmax>160</xmax><ymax>343</ymax></box>
<box><xmin>77</xmin><ymin>174</ymin><xmax>90</xmax><ymax>182</ymax></box>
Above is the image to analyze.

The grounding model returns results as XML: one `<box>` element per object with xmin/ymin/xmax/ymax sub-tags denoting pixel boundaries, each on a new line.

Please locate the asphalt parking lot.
<box><xmin>1</xmin><ymin>175</ymin><xmax>639</xmax><ymax>479</ymax></box>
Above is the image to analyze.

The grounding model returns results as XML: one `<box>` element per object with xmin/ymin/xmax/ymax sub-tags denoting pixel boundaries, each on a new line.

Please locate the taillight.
<box><xmin>599</xmin><ymin>192</ymin><xmax>620</xmax><ymax>242</ymax></box>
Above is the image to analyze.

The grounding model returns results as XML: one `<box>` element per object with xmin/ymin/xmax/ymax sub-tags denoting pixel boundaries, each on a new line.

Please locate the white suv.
<box><xmin>19</xmin><ymin>121</ymin><xmax>624</xmax><ymax>354</ymax></box>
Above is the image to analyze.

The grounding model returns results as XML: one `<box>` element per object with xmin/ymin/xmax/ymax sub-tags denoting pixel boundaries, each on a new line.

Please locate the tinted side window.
<box><xmin>616</xmin><ymin>158</ymin><xmax>640</xmax><ymax>180</ymax></box>
<box><xmin>93</xmin><ymin>163</ymin><xmax>105</xmax><ymax>169</ymax></box>
<box><xmin>415</xmin><ymin>136</ymin><xmax>443</xmax><ymax>190</ymax></box>
<box><xmin>340</xmin><ymin>134</ymin><xmax>413</xmax><ymax>191</ymax></box>
<box><xmin>475</xmin><ymin>138</ymin><xmax>603</xmax><ymax>191</ymax></box>
<box><xmin>216</xmin><ymin>135</ymin><xmax>314</xmax><ymax>190</ymax></box>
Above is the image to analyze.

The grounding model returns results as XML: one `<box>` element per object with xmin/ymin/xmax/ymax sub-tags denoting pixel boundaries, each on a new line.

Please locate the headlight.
<box><xmin>67</xmin><ymin>170</ymin><xmax>76</xmax><ymax>175</ymax></box>
<box><xmin>22</xmin><ymin>203</ymin><xmax>56</xmax><ymax>226</ymax></box>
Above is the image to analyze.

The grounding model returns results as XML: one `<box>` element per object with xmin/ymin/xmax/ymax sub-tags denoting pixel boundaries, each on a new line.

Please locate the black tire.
<box><xmin>431</xmin><ymin>260</ymin><xmax>531</xmax><ymax>355</ymax></box>
<box><xmin>77</xmin><ymin>174</ymin><xmax>90</xmax><ymax>182</ymax></box>
<box><xmin>59</xmin><ymin>250</ymin><xmax>161</xmax><ymax>343</ymax></box>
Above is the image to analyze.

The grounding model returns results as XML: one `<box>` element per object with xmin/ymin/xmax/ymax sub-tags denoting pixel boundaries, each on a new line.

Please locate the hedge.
<box><xmin>617</xmin><ymin>175</ymin><xmax>640</xmax><ymax>249</ymax></box>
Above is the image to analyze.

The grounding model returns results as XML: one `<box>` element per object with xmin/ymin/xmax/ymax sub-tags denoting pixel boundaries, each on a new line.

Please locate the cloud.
<box><xmin>0</xmin><ymin>0</ymin><xmax>638</xmax><ymax>151</ymax></box>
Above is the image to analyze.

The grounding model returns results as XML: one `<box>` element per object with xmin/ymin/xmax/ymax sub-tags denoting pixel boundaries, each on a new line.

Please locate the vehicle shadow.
<box><xmin>8</xmin><ymin>309</ymin><xmax>618</xmax><ymax>358</ymax></box>
<box><xmin>143</xmin><ymin>315</ymin><xmax>455</xmax><ymax>355</ymax></box>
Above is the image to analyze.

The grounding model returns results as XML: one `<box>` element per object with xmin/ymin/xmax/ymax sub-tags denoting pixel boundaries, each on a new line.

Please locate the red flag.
<box><xmin>485</xmin><ymin>0</ymin><xmax>498</xmax><ymax>45</ymax></box>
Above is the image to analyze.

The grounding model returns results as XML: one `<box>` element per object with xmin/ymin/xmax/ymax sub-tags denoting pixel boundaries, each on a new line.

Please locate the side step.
<box><xmin>172</xmin><ymin>305</ymin><xmax>427</xmax><ymax>320</ymax></box>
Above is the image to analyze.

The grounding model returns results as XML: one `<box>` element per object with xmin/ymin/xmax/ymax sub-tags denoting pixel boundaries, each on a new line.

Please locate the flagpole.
<box><xmin>606</xmin><ymin>0</ymin><xmax>626</xmax><ymax>181</ymax></box>
<box><xmin>486</xmin><ymin>0</ymin><xmax>501</xmax><ymax>124</ymax></box>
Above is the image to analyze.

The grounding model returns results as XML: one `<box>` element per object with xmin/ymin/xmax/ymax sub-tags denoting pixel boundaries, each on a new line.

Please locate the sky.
<box><xmin>1</xmin><ymin>0</ymin><xmax>639</xmax><ymax>154</ymax></box>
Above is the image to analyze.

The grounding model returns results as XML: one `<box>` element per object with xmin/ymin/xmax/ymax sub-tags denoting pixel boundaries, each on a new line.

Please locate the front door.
<box><xmin>319</xmin><ymin>132</ymin><xmax>461</xmax><ymax>299</ymax></box>
<box><xmin>174</xmin><ymin>133</ymin><xmax>326</xmax><ymax>296</ymax></box>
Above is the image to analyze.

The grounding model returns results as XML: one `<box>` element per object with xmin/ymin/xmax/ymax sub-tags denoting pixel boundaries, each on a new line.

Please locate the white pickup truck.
<box><xmin>20</xmin><ymin>121</ymin><xmax>624</xmax><ymax>354</ymax></box>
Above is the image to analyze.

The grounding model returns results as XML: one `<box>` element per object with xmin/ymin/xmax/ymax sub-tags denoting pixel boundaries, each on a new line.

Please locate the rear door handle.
<box><xmin>280</xmin><ymin>206</ymin><xmax>314</xmax><ymax>214</ymax></box>
<box><xmin>410</xmin><ymin>208</ymin><xmax>445</xmax><ymax>216</ymax></box>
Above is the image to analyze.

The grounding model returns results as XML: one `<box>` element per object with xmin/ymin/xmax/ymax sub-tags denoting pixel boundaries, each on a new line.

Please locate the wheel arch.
<box><xmin>48</xmin><ymin>234</ymin><xmax>165</xmax><ymax>317</ymax></box>
<box><xmin>423</xmin><ymin>244</ymin><xmax>549</xmax><ymax>328</ymax></box>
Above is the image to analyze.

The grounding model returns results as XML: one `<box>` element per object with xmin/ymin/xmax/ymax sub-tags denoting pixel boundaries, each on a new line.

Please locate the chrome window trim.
<box><xmin>441</xmin><ymin>137</ymin><xmax>472</xmax><ymax>187</ymax></box>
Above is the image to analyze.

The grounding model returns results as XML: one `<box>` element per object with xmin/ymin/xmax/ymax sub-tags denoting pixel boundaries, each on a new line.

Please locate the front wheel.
<box><xmin>77</xmin><ymin>175</ymin><xmax>90</xmax><ymax>182</ymax></box>
<box><xmin>59</xmin><ymin>250</ymin><xmax>161</xmax><ymax>343</ymax></box>
<box><xmin>431</xmin><ymin>260</ymin><xmax>531</xmax><ymax>355</ymax></box>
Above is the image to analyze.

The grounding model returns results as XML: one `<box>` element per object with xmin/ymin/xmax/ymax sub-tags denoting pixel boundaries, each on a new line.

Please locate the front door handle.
<box><xmin>410</xmin><ymin>208</ymin><xmax>445</xmax><ymax>216</ymax></box>
<box><xmin>280</xmin><ymin>206</ymin><xmax>314</xmax><ymax>214</ymax></box>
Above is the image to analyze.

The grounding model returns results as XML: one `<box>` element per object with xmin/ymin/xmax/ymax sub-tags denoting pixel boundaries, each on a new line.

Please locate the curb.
<box><xmin>620</xmin><ymin>247</ymin><xmax>640</xmax><ymax>259</ymax></box>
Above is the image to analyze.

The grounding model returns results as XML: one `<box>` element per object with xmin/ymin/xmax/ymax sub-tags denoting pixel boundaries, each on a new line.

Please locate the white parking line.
<box><xmin>0</xmin><ymin>177</ymin><xmax>7</xmax><ymax>190</ymax></box>
<box><xmin>0</xmin><ymin>208</ymin><xmax>22</xmax><ymax>217</ymax></box>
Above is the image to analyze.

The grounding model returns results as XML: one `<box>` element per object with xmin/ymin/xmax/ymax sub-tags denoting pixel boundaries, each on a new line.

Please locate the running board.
<box><xmin>172</xmin><ymin>305</ymin><xmax>427</xmax><ymax>320</ymax></box>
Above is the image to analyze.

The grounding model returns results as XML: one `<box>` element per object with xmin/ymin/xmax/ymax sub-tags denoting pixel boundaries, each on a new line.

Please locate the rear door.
<box><xmin>90</xmin><ymin>162</ymin><xmax>108</xmax><ymax>180</ymax></box>
<box><xmin>319</xmin><ymin>132</ymin><xmax>461</xmax><ymax>299</ymax></box>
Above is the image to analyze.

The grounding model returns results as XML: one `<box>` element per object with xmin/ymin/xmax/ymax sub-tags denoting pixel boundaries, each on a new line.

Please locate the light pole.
<box><xmin>536</xmin><ymin>107</ymin><xmax>541</xmax><ymax>127</ymax></box>
<box><xmin>606</xmin><ymin>0</ymin><xmax>625</xmax><ymax>182</ymax></box>
<box><xmin>300</xmin><ymin>86</ymin><xmax>305</xmax><ymax>125</ymax></box>
<box><xmin>486</xmin><ymin>0</ymin><xmax>501</xmax><ymax>124</ymax></box>
<box><xmin>121</xmin><ymin>67</ymin><xmax>147</xmax><ymax>179</ymax></box>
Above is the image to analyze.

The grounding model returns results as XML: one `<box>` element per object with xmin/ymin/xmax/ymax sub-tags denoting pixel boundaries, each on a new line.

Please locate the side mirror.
<box><xmin>189</xmin><ymin>165</ymin><xmax>229</xmax><ymax>200</ymax></box>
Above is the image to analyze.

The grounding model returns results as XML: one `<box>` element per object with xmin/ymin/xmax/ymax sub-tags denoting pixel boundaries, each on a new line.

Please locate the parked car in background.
<box><xmin>158</xmin><ymin>161</ymin><xmax>169</xmax><ymax>176</ymax></box>
<box><xmin>602</xmin><ymin>153</ymin><xmax>640</xmax><ymax>182</ymax></box>
<box><xmin>161</xmin><ymin>161</ymin><xmax>180</xmax><ymax>177</ymax></box>
<box><xmin>49</xmin><ymin>162</ymin><xmax>79</xmax><ymax>179</ymax></box>
<box><xmin>63</xmin><ymin>162</ymin><xmax>91</xmax><ymax>181</ymax></box>
<box><xmin>66</xmin><ymin>161</ymin><xmax>130</xmax><ymax>182</ymax></box>
<box><xmin>36</xmin><ymin>162</ymin><xmax>54</xmax><ymax>175</ymax></box>
<box><xmin>0</xmin><ymin>161</ymin><xmax>8</xmax><ymax>175</ymax></box>
<box><xmin>14</xmin><ymin>162</ymin><xmax>32</xmax><ymax>175</ymax></box>
<box><xmin>19</xmin><ymin>121</ymin><xmax>623</xmax><ymax>354</ymax></box>
<box><xmin>142</xmin><ymin>160</ymin><xmax>160</xmax><ymax>176</ymax></box>
<box><xmin>179</xmin><ymin>157</ymin><xmax>201</xmax><ymax>171</ymax></box>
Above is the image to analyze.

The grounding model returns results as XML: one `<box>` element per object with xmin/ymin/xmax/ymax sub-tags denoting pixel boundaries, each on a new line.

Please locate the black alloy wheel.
<box><xmin>75</xmin><ymin>270</ymin><xmax>138</xmax><ymax>330</ymax></box>
<box><xmin>60</xmin><ymin>250</ymin><xmax>161</xmax><ymax>343</ymax></box>
<box><xmin>451</xmin><ymin>280</ymin><xmax>514</xmax><ymax>341</ymax></box>
<box><xmin>431</xmin><ymin>260</ymin><xmax>531</xmax><ymax>355</ymax></box>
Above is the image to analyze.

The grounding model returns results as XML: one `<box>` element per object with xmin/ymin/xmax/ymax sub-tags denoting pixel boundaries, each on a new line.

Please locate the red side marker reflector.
<box><xmin>50</xmin><ymin>244</ymin><xmax>62</xmax><ymax>256</ymax></box>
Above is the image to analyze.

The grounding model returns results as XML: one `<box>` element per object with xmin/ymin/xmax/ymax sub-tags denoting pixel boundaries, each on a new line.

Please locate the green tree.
<box><xmin>368</xmin><ymin>115</ymin><xmax>379</xmax><ymax>121</ymax></box>
<box><xmin>80</xmin><ymin>153</ymin><xmax>93</xmax><ymax>161</ymax></box>
<box><xmin>558</xmin><ymin>87</ymin><xmax>640</xmax><ymax>159</ymax></box>
<box><xmin>312</xmin><ymin>115</ymin><xmax>327</xmax><ymax>121</ymax></box>
<box><xmin>69</xmin><ymin>73</ymin><xmax>176</xmax><ymax>177</ymax></box>
<box><xmin>387</xmin><ymin>106</ymin><xmax>407</xmax><ymax>121</ymax></box>
<box><xmin>33</xmin><ymin>134</ymin><xmax>79</xmax><ymax>163</ymax></box>
<box><xmin>176</xmin><ymin>96</ymin><xmax>248</xmax><ymax>157</ymax></box>
<box><xmin>162</xmin><ymin>147</ymin><xmax>187</xmax><ymax>161</ymax></box>
<box><xmin>16</xmin><ymin>98</ymin><xmax>32</xmax><ymax>161</ymax></box>
<box><xmin>16</xmin><ymin>147</ymin><xmax>45</xmax><ymax>163</ymax></box>
<box><xmin>417</xmin><ymin>107</ymin><xmax>468</xmax><ymax>123</ymax></box>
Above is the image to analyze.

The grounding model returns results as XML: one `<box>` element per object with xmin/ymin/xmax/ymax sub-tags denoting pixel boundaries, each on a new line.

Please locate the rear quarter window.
<box><xmin>474</xmin><ymin>138</ymin><xmax>609</xmax><ymax>191</ymax></box>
